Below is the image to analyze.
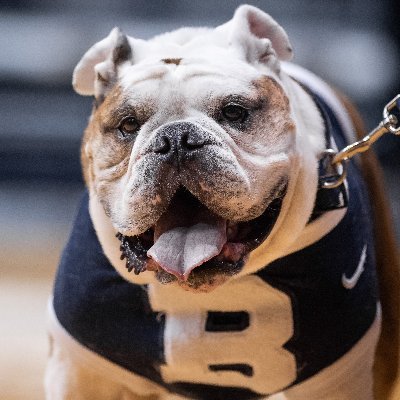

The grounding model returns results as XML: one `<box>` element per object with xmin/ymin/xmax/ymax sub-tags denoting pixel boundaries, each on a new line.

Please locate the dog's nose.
<box><xmin>152</xmin><ymin>122</ymin><xmax>206</xmax><ymax>159</ymax></box>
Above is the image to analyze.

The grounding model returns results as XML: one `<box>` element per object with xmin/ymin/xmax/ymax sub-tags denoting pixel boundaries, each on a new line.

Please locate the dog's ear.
<box><xmin>225</xmin><ymin>5</ymin><xmax>293</xmax><ymax>67</ymax></box>
<box><xmin>73</xmin><ymin>27</ymin><xmax>132</xmax><ymax>97</ymax></box>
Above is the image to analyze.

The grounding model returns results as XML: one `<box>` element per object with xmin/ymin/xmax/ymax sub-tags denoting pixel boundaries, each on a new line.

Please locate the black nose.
<box><xmin>152</xmin><ymin>121</ymin><xmax>206</xmax><ymax>160</ymax></box>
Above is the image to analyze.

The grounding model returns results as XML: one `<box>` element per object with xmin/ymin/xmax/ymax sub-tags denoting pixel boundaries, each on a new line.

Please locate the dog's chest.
<box><xmin>148</xmin><ymin>276</ymin><xmax>296</xmax><ymax>393</ymax></box>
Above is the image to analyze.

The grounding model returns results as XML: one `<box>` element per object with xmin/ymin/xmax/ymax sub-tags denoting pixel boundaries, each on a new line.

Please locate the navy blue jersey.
<box><xmin>53</xmin><ymin>91</ymin><xmax>378</xmax><ymax>399</ymax></box>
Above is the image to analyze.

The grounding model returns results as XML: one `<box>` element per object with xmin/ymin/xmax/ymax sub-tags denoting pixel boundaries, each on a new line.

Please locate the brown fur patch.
<box><xmin>253</xmin><ymin>76</ymin><xmax>290</xmax><ymax>110</ymax></box>
<box><xmin>81</xmin><ymin>85</ymin><xmax>133</xmax><ymax>188</ymax></box>
<box><xmin>162</xmin><ymin>58</ymin><xmax>182</xmax><ymax>65</ymax></box>
<box><xmin>251</xmin><ymin>76</ymin><xmax>295</xmax><ymax>137</ymax></box>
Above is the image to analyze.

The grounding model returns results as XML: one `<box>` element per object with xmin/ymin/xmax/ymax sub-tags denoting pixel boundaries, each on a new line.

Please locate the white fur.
<box><xmin>282</xmin><ymin>62</ymin><xmax>356</xmax><ymax>143</ymax></box>
<box><xmin>73</xmin><ymin>5</ymin><xmax>293</xmax><ymax>97</ymax></box>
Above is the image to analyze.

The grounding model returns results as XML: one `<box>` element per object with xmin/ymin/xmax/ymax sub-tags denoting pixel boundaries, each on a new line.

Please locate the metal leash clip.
<box><xmin>321</xmin><ymin>94</ymin><xmax>400</xmax><ymax>189</ymax></box>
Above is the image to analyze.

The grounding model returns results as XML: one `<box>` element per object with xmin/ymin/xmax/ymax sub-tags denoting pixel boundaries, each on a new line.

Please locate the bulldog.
<box><xmin>45</xmin><ymin>5</ymin><xmax>400</xmax><ymax>400</ymax></box>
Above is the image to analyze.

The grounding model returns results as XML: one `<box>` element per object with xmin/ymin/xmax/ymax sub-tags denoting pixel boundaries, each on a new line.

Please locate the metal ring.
<box><xmin>319</xmin><ymin>149</ymin><xmax>349</xmax><ymax>189</ymax></box>
<box><xmin>384</xmin><ymin>114</ymin><xmax>400</xmax><ymax>135</ymax></box>
<box><xmin>383</xmin><ymin>95</ymin><xmax>400</xmax><ymax>135</ymax></box>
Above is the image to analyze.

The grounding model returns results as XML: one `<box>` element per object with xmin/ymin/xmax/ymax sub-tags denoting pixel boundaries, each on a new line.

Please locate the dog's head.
<box><xmin>74</xmin><ymin>5</ymin><xmax>324</xmax><ymax>292</ymax></box>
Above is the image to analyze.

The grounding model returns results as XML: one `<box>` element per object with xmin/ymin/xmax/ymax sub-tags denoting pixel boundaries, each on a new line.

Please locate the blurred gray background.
<box><xmin>0</xmin><ymin>1</ymin><xmax>399</xmax><ymax>399</ymax></box>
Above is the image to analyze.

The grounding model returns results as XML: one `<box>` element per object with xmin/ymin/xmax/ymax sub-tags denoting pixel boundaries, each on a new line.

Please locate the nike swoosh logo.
<box><xmin>342</xmin><ymin>244</ymin><xmax>367</xmax><ymax>289</ymax></box>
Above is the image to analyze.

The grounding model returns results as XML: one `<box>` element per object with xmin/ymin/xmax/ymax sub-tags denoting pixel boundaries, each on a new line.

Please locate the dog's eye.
<box><xmin>119</xmin><ymin>117</ymin><xmax>140</xmax><ymax>136</ymax></box>
<box><xmin>221</xmin><ymin>104</ymin><xmax>248</xmax><ymax>123</ymax></box>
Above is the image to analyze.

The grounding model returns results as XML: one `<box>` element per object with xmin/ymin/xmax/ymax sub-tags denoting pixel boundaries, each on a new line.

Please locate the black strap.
<box><xmin>300</xmin><ymin>85</ymin><xmax>349</xmax><ymax>222</ymax></box>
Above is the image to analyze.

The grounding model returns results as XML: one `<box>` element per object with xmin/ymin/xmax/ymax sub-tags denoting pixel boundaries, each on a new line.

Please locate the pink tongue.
<box><xmin>147</xmin><ymin>221</ymin><xmax>226</xmax><ymax>280</ymax></box>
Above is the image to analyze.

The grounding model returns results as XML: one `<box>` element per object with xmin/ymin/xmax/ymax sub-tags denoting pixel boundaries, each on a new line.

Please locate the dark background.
<box><xmin>0</xmin><ymin>2</ymin><xmax>399</xmax><ymax>399</ymax></box>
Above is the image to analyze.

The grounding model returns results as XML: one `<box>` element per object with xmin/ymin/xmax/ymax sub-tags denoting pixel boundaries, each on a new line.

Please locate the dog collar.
<box><xmin>306</xmin><ymin>88</ymin><xmax>349</xmax><ymax>222</ymax></box>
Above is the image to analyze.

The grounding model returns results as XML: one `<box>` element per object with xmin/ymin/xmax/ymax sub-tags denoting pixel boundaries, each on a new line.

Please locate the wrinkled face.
<box><xmin>83</xmin><ymin>55</ymin><xmax>295</xmax><ymax>291</ymax></box>
<box><xmin>74</xmin><ymin>5</ymin><xmax>306</xmax><ymax>291</ymax></box>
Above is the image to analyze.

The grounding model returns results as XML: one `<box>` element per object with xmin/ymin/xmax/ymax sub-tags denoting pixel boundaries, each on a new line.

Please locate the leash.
<box><xmin>320</xmin><ymin>94</ymin><xmax>400</xmax><ymax>189</ymax></box>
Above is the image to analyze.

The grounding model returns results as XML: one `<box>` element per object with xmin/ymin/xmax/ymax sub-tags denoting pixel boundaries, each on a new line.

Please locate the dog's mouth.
<box><xmin>116</xmin><ymin>184</ymin><xmax>286</xmax><ymax>291</ymax></box>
